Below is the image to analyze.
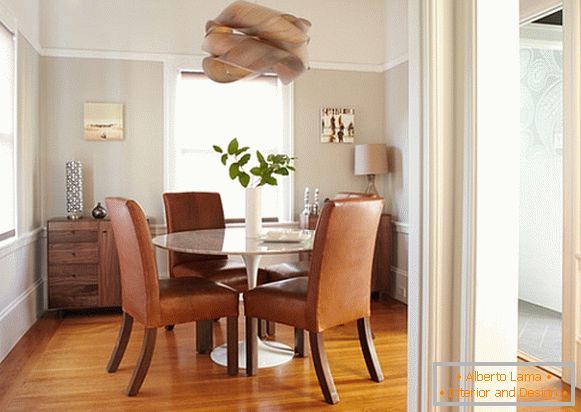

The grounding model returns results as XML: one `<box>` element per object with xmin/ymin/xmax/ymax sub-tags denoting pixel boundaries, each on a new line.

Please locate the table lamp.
<box><xmin>354</xmin><ymin>144</ymin><xmax>388</xmax><ymax>195</ymax></box>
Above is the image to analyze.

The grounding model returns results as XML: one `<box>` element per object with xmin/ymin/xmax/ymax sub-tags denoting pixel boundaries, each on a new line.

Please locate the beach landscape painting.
<box><xmin>84</xmin><ymin>103</ymin><xmax>124</xmax><ymax>141</ymax></box>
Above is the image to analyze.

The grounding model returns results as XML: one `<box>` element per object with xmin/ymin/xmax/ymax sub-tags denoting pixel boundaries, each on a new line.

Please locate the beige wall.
<box><xmin>384</xmin><ymin>0</ymin><xmax>408</xmax><ymax>63</ymax></box>
<box><xmin>384</xmin><ymin>61</ymin><xmax>409</xmax><ymax>303</ymax></box>
<box><xmin>41</xmin><ymin>59</ymin><xmax>386</xmax><ymax>224</ymax></box>
<box><xmin>41</xmin><ymin>57</ymin><xmax>164</xmax><ymax>222</ymax></box>
<box><xmin>0</xmin><ymin>0</ymin><xmax>40</xmax><ymax>49</ymax></box>
<box><xmin>293</xmin><ymin>69</ymin><xmax>386</xmax><ymax>216</ymax></box>
<box><xmin>384</xmin><ymin>62</ymin><xmax>409</xmax><ymax>223</ymax></box>
<box><xmin>18</xmin><ymin>35</ymin><xmax>42</xmax><ymax>231</ymax></box>
<box><xmin>40</xmin><ymin>0</ymin><xmax>385</xmax><ymax>66</ymax></box>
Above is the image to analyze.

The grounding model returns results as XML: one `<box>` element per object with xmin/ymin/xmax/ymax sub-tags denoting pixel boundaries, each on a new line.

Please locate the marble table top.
<box><xmin>152</xmin><ymin>227</ymin><xmax>314</xmax><ymax>256</ymax></box>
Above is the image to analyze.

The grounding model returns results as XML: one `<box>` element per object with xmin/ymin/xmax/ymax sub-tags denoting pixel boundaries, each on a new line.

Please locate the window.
<box><xmin>170</xmin><ymin>72</ymin><xmax>292</xmax><ymax>221</ymax></box>
<box><xmin>0</xmin><ymin>22</ymin><xmax>15</xmax><ymax>242</ymax></box>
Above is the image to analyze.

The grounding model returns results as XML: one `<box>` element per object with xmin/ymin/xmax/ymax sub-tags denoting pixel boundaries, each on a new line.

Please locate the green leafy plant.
<box><xmin>213</xmin><ymin>138</ymin><xmax>296</xmax><ymax>188</ymax></box>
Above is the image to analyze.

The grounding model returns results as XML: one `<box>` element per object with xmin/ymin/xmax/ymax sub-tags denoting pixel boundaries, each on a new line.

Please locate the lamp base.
<box><xmin>365</xmin><ymin>174</ymin><xmax>379</xmax><ymax>195</ymax></box>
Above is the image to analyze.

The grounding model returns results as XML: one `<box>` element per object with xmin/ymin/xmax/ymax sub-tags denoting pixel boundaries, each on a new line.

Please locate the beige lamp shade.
<box><xmin>354</xmin><ymin>144</ymin><xmax>388</xmax><ymax>176</ymax></box>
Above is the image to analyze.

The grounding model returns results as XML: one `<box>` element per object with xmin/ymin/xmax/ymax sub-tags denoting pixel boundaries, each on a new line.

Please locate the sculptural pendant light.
<box><xmin>202</xmin><ymin>0</ymin><xmax>311</xmax><ymax>84</ymax></box>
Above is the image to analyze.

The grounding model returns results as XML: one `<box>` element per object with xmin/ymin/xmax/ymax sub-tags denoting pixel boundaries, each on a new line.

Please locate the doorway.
<box><xmin>518</xmin><ymin>9</ymin><xmax>563</xmax><ymax>369</ymax></box>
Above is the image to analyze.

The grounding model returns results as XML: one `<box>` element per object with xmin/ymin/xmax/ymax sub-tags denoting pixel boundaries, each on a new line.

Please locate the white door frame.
<box><xmin>408</xmin><ymin>0</ymin><xmax>476</xmax><ymax>410</ymax></box>
<box><xmin>518</xmin><ymin>0</ymin><xmax>579</xmax><ymax>388</ymax></box>
<box><xmin>561</xmin><ymin>0</ymin><xmax>581</xmax><ymax>387</ymax></box>
<box><xmin>408</xmin><ymin>0</ymin><xmax>581</xmax><ymax>409</ymax></box>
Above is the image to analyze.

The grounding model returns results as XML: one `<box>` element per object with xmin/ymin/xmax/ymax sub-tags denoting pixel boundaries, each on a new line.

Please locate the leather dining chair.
<box><xmin>259</xmin><ymin>192</ymin><xmax>379</xmax><ymax>337</ymax></box>
<box><xmin>261</xmin><ymin>192</ymin><xmax>377</xmax><ymax>281</ymax></box>
<box><xmin>244</xmin><ymin>197</ymin><xmax>384</xmax><ymax>404</ymax></box>
<box><xmin>105</xmin><ymin>197</ymin><xmax>239</xmax><ymax>396</ymax></box>
<box><xmin>162</xmin><ymin>191</ymin><xmax>268</xmax><ymax>352</ymax></box>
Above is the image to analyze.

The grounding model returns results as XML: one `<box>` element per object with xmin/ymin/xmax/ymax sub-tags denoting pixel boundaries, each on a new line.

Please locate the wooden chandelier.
<box><xmin>202</xmin><ymin>1</ymin><xmax>311</xmax><ymax>84</ymax></box>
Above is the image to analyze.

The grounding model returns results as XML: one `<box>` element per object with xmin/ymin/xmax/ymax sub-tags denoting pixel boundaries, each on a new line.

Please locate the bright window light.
<box><xmin>0</xmin><ymin>22</ymin><xmax>15</xmax><ymax>242</ymax></box>
<box><xmin>172</xmin><ymin>72</ymin><xmax>291</xmax><ymax>220</ymax></box>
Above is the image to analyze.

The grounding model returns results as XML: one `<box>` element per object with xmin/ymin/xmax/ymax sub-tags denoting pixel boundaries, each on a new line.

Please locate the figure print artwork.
<box><xmin>321</xmin><ymin>107</ymin><xmax>354</xmax><ymax>144</ymax></box>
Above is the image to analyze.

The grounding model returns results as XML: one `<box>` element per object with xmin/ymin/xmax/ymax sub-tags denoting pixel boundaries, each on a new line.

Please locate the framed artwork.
<box><xmin>320</xmin><ymin>107</ymin><xmax>355</xmax><ymax>143</ymax></box>
<box><xmin>84</xmin><ymin>103</ymin><xmax>124</xmax><ymax>141</ymax></box>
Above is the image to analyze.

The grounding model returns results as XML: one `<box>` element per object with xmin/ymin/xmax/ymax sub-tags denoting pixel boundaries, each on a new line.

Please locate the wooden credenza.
<box><xmin>300</xmin><ymin>213</ymin><xmax>392</xmax><ymax>293</ymax></box>
<box><xmin>47</xmin><ymin>218</ymin><xmax>121</xmax><ymax>309</ymax></box>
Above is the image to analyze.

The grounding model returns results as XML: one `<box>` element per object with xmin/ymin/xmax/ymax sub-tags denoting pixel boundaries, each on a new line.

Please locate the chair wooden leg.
<box><xmin>227</xmin><ymin>316</ymin><xmax>239</xmax><ymax>376</ymax></box>
<box><xmin>357</xmin><ymin>317</ymin><xmax>384</xmax><ymax>382</ymax></box>
<box><xmin>164</xmin><ymin>325</ymin><xmax>175</xmax><ymax>331</ymax></box>
<box><xmin>107</xmin><ymin>312</ymin><xmax>134</xmax><ymax>373</ymax></box>
<box><xmin>245</xmin><ymin>317</ymin><xmax>258</xmax><ymax>376</ymax></box>
<box><xmin>126</xmin><ymin>328</ymin><xmax>157</xmax><ymax>396</ymax></box>
<box><xmin>267</xmin><ymin>321</ymin><xmax>276</xmax><ymax>336</ymax></box>
<box><xmin>294</xmin><ymin>328</ymin><xmax>306</xmax><ymax>357</ymax></box>
<box><xmin>196</xmin><ymin>320</ymin><xmax>213</xmax><ymax>354</ymax></box>
<box><xmin>309</xmin><ymin>331</ymin><xmax>339</xmax><ymax>404</ymax></box>
<box><xmin>257</xmin><ymin>319</ymin><xmax>267</xmax><ymax>339</ymax></box>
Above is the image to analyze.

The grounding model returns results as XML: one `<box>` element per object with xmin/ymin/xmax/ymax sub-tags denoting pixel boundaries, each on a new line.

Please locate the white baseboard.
<box><xmin>388</xmin><ymin>265</ymin><xmax>408</xmax><ymax>304</ymax></box>
<box><xmin>0</xmin><ymin>277</ymin><xmax>45</xmax><ymax>363</ymax></box>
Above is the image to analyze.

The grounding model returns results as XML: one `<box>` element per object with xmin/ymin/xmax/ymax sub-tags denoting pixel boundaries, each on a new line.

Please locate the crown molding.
<box><xmin>383</xmin><ymin>54</ymin><xmax>409</xmax><ymax>71</ymax></box>
<box><xmin>42</xmin><ymin>47</ymin><xmax>408</xmax><ymax>74</ymax></box>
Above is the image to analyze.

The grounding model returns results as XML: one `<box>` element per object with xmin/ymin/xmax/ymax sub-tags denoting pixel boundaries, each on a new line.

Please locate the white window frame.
<box><xmin>0</xmin><ymin>4</ymin><xmax>18</xmax><ymax>245</ymax></box>
<box><xmin>163</xmin><ymin>58</ymin><xmax>294</xmax><ymax>222</ymax></box>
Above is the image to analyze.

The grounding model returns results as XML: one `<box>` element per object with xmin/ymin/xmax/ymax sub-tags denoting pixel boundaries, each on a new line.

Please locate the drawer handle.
<box><xmin>71</xmin><ymin>252</ymin><xmax>76</xmax><ymax>257</ymax></box>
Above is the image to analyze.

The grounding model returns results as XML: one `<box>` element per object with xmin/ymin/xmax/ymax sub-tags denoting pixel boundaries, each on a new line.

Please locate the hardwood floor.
<box><xmin>0</xmin><ymin>299</ymin><xmax>407</xmax><ymax>411</ymax></box>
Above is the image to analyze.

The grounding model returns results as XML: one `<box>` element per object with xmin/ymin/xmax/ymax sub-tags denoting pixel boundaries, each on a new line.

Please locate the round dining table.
<box><xmin>152</xmin><ymin>227</ymin><xmax>314</xmax><ymax>369</ymax></box>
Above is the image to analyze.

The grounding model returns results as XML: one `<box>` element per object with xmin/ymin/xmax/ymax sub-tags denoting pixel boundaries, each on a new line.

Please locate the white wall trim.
<box><xmin>0</xmin><ymin>277</ymin><xmax>44</xmax><ymax>363</ymax></box>
<box><xmin>382</xmin><ymin>54</ymin><xmax>409</xmax><ymax>71</ymax></box>
<box><xmin>520</xmin><ymin>23</ymin><xmax>563</xmax><ymax>50</ymax></box>
<box><xmin>0</xmin><ymin>227</ymin><xmax>43</xmax><ymax>260</ymax></box>
<box><xmin>42</xmin><ymin>47</ymin><xmax>411</xmax><ymax>74</ymax></box>
<box><xmin>393</xmin><ymin>220</ymin><xmax>409</xmax><ymax>234</ymax></box>
<box><xmin>42</xmin><ymin>47</ymin><xmax>197</xmax><ymax>64</ymax></box>
<box><xmin>562</xmin><ymin>0</ymin><xmax>581</xmax><ymax>388</ymax></box>
<box><xmin>309</xmin><ymin>60</ymin><xmax>384</xmax><ymax>72</ymax></box>
<box><xmin>0</xmin><ymin>277</ymin><xmax>43</xmax><ymax>324</ymax></box>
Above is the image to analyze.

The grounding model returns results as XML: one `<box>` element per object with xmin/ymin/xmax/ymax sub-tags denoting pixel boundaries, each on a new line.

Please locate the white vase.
<box><xmin>245</xmin><ymin>186</ymin><xmax>262</xmax><ymax>238</ymax></box>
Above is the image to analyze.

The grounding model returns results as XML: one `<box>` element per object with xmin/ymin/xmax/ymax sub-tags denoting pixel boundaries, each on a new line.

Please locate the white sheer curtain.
<box><xmin>0</xmin><ymin>22</ymin><xmax>14</xmax><ymax>241</ymax></box>
<box><xmin>172</xmin><ymin>72</ymin><xmax>289</xmax><ymax>220</ymax></box>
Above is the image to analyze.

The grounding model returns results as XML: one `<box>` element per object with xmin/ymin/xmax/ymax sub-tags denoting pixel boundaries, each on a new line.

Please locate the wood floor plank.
<box><xmin>1</xmin><ymin>300</ymin><xmax>407</xmax><ymax>411</ymax></box>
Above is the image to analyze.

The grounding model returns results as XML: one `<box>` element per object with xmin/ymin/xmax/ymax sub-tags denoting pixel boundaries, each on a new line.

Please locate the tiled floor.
<box><xmin>518</xmin><ymin>299</ymin><xmax>561</xmax><ymax>362</ymax></box>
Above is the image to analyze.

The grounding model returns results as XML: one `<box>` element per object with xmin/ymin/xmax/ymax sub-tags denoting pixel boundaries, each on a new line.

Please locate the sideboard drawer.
<box><xmin>48</xmin><ymin>264</ymin><xmax>99</xmax><ymax>309</ymax></box>
<box><xmin>49</xmin><ymin>229</ymin><xmax>99</xmax><ymax>244</ymax></box>
<box><xmin>48</xmin><ymin>220</ymin><xmax>99</xmax><ymax>232</ymax></box>
<box><xmin>48</xmin><ymin>243</ymin><xmax>99</xmax><ymax>264</ymax></box>
<box><xmin>49</xmin><ymin>284</ymin><xmax>99</xmax><ymax>309</ymax></box>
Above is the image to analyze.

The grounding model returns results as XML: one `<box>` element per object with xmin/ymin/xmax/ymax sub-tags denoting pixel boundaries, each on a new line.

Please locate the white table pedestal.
<box><xmin>211</xmin><ymin>254</ymin><xmax>296</xmax><ymax>369</ymax></box>
<box><xmin>210</xmin><ymin>339</ymin><xmax>295</xmax><ymax>369</ymax></box>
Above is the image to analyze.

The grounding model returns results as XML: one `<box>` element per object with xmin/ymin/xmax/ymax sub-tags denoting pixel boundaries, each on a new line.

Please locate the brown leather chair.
<box><xmin>163</xmin><ymin>192</ymin><xmax>250</xmax><ymax>290</ymax></box>
<box><xmin>163</xmin><ymin>191</ymin><xmax>270</xmax><ymax>350</ymax></box>
<box><xmin>261</xmin><ymin>192</ymin><xmax>378</xmax><ymax>281</ymax></box>
<box><xmin>105</xmin><ymin>197</ymin><xmax>239</xmax><ymax>396</ymax></box>
<box><xmin>244</xmin><ymin>197</ymin><xmax>384</xmax><ymax>404</ymax></box>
